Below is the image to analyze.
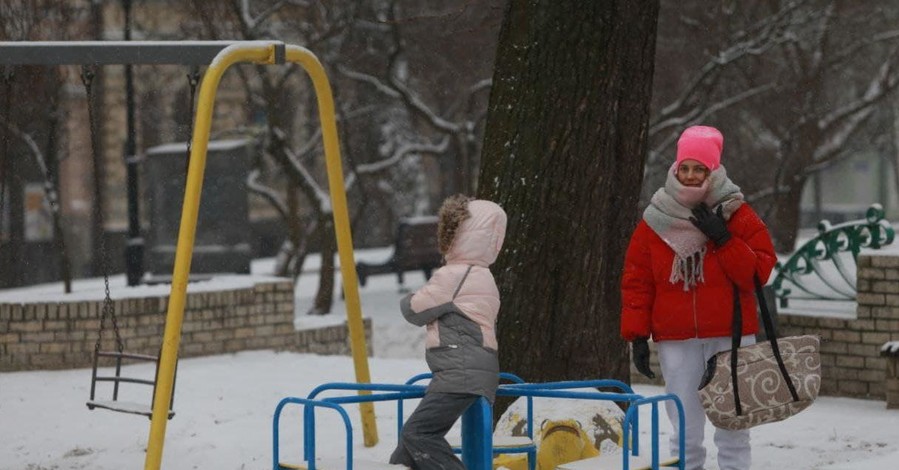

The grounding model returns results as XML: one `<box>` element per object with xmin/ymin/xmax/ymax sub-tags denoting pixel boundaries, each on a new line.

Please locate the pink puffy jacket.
<box><xmin>401</xmin><ymin>200</ymin><xmax>507</xmax><ymax>400</ymax></box>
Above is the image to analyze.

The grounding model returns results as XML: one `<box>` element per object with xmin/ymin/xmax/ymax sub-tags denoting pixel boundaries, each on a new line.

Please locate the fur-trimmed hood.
<box><xmin>440</xmin><ymin>199</ymin><xmax>507</xmax><ymax>267</ymax></box>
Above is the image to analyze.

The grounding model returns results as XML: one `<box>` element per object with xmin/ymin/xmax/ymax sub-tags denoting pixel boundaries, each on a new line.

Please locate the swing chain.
<box><xmin>81</xmin><ymin>64</ymin><xmax>124</xmax><ymax>354</ymax></box>
<box><xmin>184</xmin><ymin>66</ymin><xmax>200</xmax><ymax>172</ymax></box>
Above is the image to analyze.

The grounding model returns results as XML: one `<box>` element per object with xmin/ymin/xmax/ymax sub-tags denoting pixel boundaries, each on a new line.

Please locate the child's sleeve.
<box><xmin>401</xmin><ymin>268</ymin><xmax>458</xmax><ymax>327</ymax></box>
<box><xmin>400</xmin><ymin>293</ymin><xmax>456</xmax><ymax>326</ymax></box>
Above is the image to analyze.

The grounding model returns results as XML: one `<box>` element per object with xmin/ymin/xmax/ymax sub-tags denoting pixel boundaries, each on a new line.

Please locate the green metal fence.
<box><xmin>773</xmin><ymin>204</ymin><xmax>895</xmax><ymax>308</ymax></box>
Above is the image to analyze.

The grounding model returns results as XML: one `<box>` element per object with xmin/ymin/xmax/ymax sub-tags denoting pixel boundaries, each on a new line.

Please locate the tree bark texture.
<box><xmin>768</xmin><ymin>119</ymin><xmax>820</xmax><ymax>253</ymax></box>
<box><xmin>478</xmin><ymin>1</ymin><xmax>660</xmax><ymax>386</ymax></box>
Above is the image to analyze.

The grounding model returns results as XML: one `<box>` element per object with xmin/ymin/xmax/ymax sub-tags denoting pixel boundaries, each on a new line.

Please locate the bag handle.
<box><xmin>729</xmin><ymin>284</ymin><xmax>743</xmax><ymax>414</ymax></box>
<box><xmin>753</xmin><ymin>276</ymin><xmax>779</xmax><ymax>340</ymax></box>
<box><xmin>729</xmin><ymin>275</ymin><xmax>799</xmax><ymax>416</ymax></box>
<box><xmin>752</xmin><ymin>275</ymin><xmax>800</xmax><ymax>403</ymax></box>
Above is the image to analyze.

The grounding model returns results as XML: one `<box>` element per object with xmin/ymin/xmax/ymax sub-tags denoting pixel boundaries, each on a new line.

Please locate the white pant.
<box><xmin>657</xmin><ymin>336</ymin><xmax>755</xmax><ymax>470</ymax></box>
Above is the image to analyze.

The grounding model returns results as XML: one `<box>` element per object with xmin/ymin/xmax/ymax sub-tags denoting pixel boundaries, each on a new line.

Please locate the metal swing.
<box><xmin>82</xmin><ymin>64</ymin><xmax>200</xmax><ymax>419</ymax></box>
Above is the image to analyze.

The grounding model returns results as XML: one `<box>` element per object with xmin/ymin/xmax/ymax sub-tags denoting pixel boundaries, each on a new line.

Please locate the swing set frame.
<box><xmin>0</xmin><ymin>40</ymin><xmax>377</xmax><ymax>470</ymax></box>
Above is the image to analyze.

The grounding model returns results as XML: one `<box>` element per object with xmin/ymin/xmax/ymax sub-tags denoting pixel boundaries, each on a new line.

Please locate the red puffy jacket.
<box><xmin>620</xmin><ymin>204</ymin><xmax>777</xmax><ymax>342</ymax></box>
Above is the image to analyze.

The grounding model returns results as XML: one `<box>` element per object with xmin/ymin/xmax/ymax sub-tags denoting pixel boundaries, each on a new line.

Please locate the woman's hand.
<box><xmin>632</xmin><ymin>338</ymin><xmax>655</xmax><ymax>379</ymax></box>
<box><xmin>690</xmin><ymin>202</ymin><xmax>731</xmax><ymax>246</ymax></box>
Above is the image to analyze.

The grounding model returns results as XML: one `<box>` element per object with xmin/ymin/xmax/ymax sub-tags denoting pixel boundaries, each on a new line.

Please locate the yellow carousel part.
<box><xmin>535</xmin><ymin>419</ymin><xmax>600</xmax><ymax>470</ymax></box>
<box><xmin>492</xmin><ymin>453</ymin><xmax>528</xmax><ymax>470</ymax></box>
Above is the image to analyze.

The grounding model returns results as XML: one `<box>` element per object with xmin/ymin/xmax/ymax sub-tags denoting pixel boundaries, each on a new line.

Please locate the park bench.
<box><xmin>356</xmin><ymin>216</ymin><xmax>442</xmax><ymax>288</ymax></box>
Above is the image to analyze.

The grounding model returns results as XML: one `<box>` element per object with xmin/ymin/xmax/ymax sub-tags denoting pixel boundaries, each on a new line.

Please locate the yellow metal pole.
<box><xmin>286</xmin><ymin>45</ymin><xmax>379</xmax><ymax>447</ymax></box>
<box><xmin>144</xmin><ymin>42</ymin><xmax>278</xmax><ymax>470</ymax></box>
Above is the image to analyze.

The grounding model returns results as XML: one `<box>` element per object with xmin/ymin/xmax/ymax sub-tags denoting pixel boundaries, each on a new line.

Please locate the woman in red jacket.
<box><xmin>620</xmin><ymin>125</ymin><xmax>776</xmax><ymax>470</ymax></box>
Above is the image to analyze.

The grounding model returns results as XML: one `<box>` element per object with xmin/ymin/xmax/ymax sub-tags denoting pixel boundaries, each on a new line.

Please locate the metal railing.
<box><xmin>773</xmin><ymin>204</ymin><xmax>895</xmax><ymax>308</ymax></box>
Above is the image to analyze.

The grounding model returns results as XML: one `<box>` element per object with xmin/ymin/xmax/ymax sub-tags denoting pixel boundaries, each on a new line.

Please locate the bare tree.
<box><xmin>182</xmin><ymin>0</ymin><xmax>501</xmax><ymax>313</ymax></box>
<box><xmin>0</xmin><ymin>1</ymin><xmax>78</xmax><ymax>291</ymax></box>
<box><xmin>339</xmin><ymin>0</ymin><xmax>502</xmax><ymax>197</ymax></box>
<box><xmin>648</xmin><ymin>0</ymin><xmax>899</xmax><ymax>252</ymax></box>
<box><xmin>478</xmin><ymin>0</ymin><xmax>660</xmax><ymax>403</ymax></box>
<box><xmin>754</xmin><ymin>2</ymin><xmax>899</xmax><ymax>251</ymax></box>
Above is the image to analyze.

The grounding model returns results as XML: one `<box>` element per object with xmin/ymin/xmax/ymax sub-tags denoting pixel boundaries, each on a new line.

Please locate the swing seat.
<box><xmin>86</xmin><ymin>399</ymin><xmax>174</xmax><ymax>419</ymax></box>
<box><xmin>87</xmin><ymin>350</ymin><xmax>176</xmax><ymax>420</ymax></box>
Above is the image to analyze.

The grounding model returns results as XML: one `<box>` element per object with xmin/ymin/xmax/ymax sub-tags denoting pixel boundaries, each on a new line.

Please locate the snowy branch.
<box><xmin>648</xmin><ymin>83</ymin><xmax>775</xmax><ymax>167</ymax></box>
<box><xmin>825</xmin><ymin>30</ymin><xmax>899</xmax><ymax>70</ymax></box>
<box><xmin>817</xmin><ymin>55</ymin><xmax>899</xmax><ymax>135</ymax></box>
<box><xmin>388</xmin><ymin>76</ymin><xmax>461</xmax><ymax>133</ymax></box>
<box><xmin>271</xmin><ymin>127</ymin><xmax>331</xmax><ymax>213</ymax></box>
<box><xmin>240</xmin><ymin>0</ymin><xmax>309</xmax><ymax>33</ymax></box>
<box><xmin>246</xmin><ymin>168</ymin><xmax>288</xmax><ymax>219</ymax></box>
<box><xmin>344</xmin><ymin>137</ymin><xmax>450</xmax><ymax>190</ymax></box>
<box><xmin>338</xmin><ymin>65</ymin><xmax>462</xmax><ymax>134</ymax></box>
<box><xmin>293</xmin><ymin>127</ymin><xmax>323</xmax><ymax>160</ymax></box>
<box><xmin>1</xmin><ymin>119</ymin><xmax>46</xmax><ymax>176</ymax></box>
<box><xmin>467</xmin><ymin>78</ymin><xmax>492</xmax><ymax>95</ymax></box>
<box><xmin>349</xmin><ymin>136</ymin><xmax>449</xmax><ymax>180</ymax></box>
<box><xmin>336</xmin><ymin>66</ymin><xmax>401</xmax><ymax>99</ymax></box>
<box><xmin>654</xmin><ymin>1</ymin><xmax>802</xmax><ymax>126</ymax></box>
<box><xmin>650</xmin><ymin>83</ymin><xmax>774</xmax><ymax>135</ymax></box>
<box><xmin>447</xmin><ymin>78</ymin><xmax>493</xmax><ymax>117</ymax></box>
<box><xmin>0</xmin><ymin>119</ymin><xmax>60</xmax><ymax>214</ymax></box>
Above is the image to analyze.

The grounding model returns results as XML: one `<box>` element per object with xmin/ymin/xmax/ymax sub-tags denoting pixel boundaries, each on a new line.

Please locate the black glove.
<box><xmin>632</xmin><ymin>338</ymin><xmax>655</xmax><ymax>379</ymax></box>
<box><xmin>690</xmin><ymin>202</ymin><xmax>731</xmax><ymax>246</ymax></box>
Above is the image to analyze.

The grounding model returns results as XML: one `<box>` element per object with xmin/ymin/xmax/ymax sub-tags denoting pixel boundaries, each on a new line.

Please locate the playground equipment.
<box><xmin>0</xmin><ymin>41</ymin><xmax>377</xmax><ymax>470</ymax></box>
<box><xmin>399</xmin><ymin>372</ymin><xmax>537</xmax><ymax>470</ymax></box>
<box><xmin>529</xmin><ymin>419</ymin><xmax>601</xmax><ymax>470</ymax></box>
<box><xmin>79</xmin><ymin>65</ymin><xmax>186</xmax><ymax>420</ymax></box>
<box><xmin>274</xmin><ymin>382</ymin><xmax>428</xmax><ymax>470</ymax></box>
<box><xmin>273</xmin><ymin>378</ymin><xmax>685</xmax><ymax>470</ymax></box>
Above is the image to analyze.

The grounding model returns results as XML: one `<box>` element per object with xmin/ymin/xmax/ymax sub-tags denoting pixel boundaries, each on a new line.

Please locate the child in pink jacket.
<box><xmin>389</xmin><ymin>195</ymin><xmax>507</xmax><ymax>470</ymax></box>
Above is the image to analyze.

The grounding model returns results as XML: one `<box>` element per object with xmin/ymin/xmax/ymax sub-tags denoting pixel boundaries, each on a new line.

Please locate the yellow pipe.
<box><xmin>144</xmin><ymin>42</ymin><xmax>278</xmax><ymax>470</ymax></box>
<box><xmin>286</xmin><ymin>45</ymin><xmax>378</xmax><ymax>447</ymax></box>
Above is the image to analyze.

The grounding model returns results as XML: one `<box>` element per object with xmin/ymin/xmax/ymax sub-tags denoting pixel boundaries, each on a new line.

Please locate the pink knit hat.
<box><xmin>675</xmin><ymin>125</ymin><xmax>724</xmax><ymax>170</ymax></box>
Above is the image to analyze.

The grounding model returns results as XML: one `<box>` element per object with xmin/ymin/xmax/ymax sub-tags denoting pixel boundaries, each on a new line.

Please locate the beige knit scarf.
<box><xmin>643</xmin><ymin>164</ymin><xmax>744</xmax><ymax>290</ymax></box>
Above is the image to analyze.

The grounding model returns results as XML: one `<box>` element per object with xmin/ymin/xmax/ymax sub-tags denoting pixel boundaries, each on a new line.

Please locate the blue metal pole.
<box><xmin>460</xmin><ymin>398</ymin><xmax>493</xmax><ymax>470</ymax></box>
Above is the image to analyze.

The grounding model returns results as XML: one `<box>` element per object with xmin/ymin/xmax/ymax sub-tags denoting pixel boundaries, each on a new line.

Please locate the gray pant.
<box><xmin>390</xmin><ymin>392</ymin><xmax>479</xmax><ymax>470</ymax></box>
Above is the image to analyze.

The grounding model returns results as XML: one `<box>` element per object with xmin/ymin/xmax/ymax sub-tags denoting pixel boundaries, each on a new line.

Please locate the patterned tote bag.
<box><xmin>698</xmin><ymin>276</ymin><xmax>821</xmax><ymax>430</ymax></box>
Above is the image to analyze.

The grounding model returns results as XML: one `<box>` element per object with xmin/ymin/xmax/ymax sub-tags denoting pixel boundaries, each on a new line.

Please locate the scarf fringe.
<box><xmin>669</xmin><ymin>246</ymin><xmax>706</xmax><ymax>291</ymax></box>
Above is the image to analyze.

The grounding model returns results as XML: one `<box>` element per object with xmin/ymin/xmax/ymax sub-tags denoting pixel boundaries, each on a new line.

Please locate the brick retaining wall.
<box><xmin>631</xmin><ymin>253</ymin><xmax>899</xmax><ymax>403</ymax></box>
<box><xmin>0</xmin><ymin>278</ymin><xmax>371</xmax><ymax>371</ymax></box>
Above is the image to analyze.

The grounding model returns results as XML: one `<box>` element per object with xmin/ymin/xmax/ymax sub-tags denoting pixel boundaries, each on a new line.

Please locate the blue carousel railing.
<box><xmin>773</xmin><ymin>204</ymin><xmax>895</xmax><ymax>308</ymax></box>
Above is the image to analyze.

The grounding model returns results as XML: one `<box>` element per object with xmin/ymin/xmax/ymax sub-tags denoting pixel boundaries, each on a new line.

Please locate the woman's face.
<box><xmin>676</xmin><ymin>159</ymin><xmax>710</xmax><ymax>187</ymax></box>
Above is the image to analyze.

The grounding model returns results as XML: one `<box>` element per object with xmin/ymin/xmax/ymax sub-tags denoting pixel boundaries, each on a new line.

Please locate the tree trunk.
<box><xmin>310</xmin><ymin>216</ymin><xmax>336</xmax><ymax>315</ymax></box>
<box><xmin>478</xmin><ymin>0</ymin><xmax>660</xmax><ymax>391</ymax></box>
<box><xmin>768</xmin><ymin>121</ymin><xmax>819</xmax><ymax>253</ymax></box>
<box><xmin>769</xmin><ymin>181</ymin><xmax>806</xmax><ymax>254</ymax></box>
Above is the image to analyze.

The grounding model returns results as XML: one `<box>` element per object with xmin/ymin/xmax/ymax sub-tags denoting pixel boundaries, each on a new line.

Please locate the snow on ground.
<box><xmin>1</xmin><ymin>249</ymin><xmax>898</xmax><ymax>469</ymax></box>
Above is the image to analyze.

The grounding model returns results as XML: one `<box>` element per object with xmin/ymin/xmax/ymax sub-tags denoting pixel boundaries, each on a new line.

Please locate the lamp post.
<box><xmin>123</xmin><ymin>0</ymin><xmax>143</xmax><ymax>286</ymax></box>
